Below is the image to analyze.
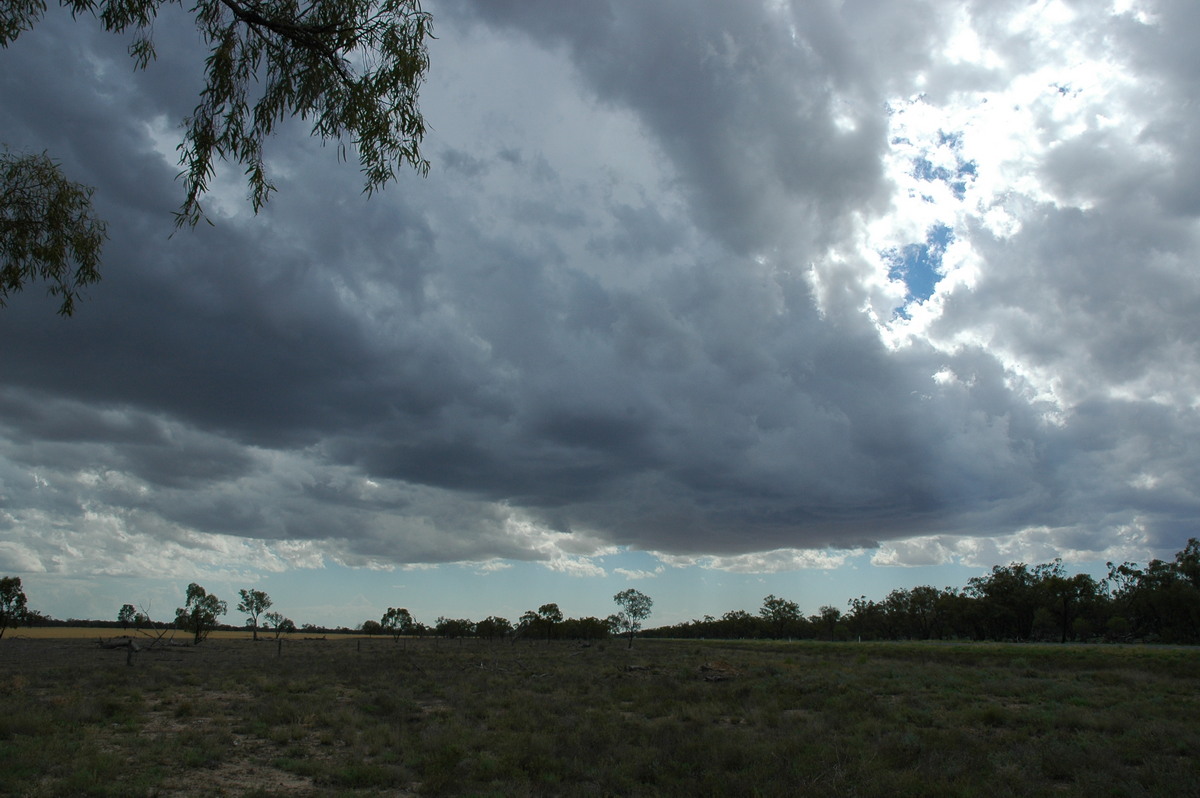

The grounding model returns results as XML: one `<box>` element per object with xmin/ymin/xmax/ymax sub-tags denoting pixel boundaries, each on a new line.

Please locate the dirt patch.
<box><xmin>154</xmin><ymin>759</ymin><xmax>315</xmax><ymax>797</ymax></box>
<box><xmin>699</xmin><ymin>660</ymin><xmax>741</xmax><ymax>680</ymax></box>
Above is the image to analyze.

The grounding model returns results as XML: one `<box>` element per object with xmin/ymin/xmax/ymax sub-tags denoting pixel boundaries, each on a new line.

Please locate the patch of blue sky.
<box><xmin>937</xmin><ymin>130</ymin><xmax>963</xmax><ymax>149</ymax></box>
<box><xmin>912</xmin><ymin>156</ymin><xmax>976</xmax><ymax>200</ymax></box>
<box><xmin>909</xmin><ymin>129</ymin><xmax>977</xmax><ymax>200</ymax></box>
<box><xmin>883</xmin><ymin>223</ymin><xmax>954</xmax><ymax>317</ymax></box>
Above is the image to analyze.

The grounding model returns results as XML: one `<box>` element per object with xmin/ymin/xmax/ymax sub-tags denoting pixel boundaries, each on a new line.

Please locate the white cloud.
<box><xmin>657</xmin><ymin>548</ymin><xmax>860</xmax><ymax>575</ymax></box>
<box><xmin>542</xmin><ymin>556</ymin><xmax>607</xmax><ymax>579</ymax></box>
<box><xmin>614</xmin><ymin>566</ymin><xmax>664</xmax><ymax>580</ymax></box>
<box><xmin>472</xmin><ymin>560</ymin><xmax>513</xmax><ymax>574</ymax></box>
<box><xmin>0</xmin><ymin>541</ymin><xmax>45</xmax><ymax>573</ymax></box>
<box><xmin>872</xmin><ymin>522</ymin><xmax>1160</xmax><ymax>570</ymax></box>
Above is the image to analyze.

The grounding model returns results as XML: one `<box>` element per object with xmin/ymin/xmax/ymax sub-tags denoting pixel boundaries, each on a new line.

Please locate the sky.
<box><xmin>2</xmin><ymin>0</ymin><xmax>1199</xmax><ymax>629</ymax></box>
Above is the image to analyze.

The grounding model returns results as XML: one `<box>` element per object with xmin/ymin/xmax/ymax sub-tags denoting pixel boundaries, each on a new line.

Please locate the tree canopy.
<box><xmin>611</xmin><ymin>588</ymin><xmax>653</xmax><ymax>648</ymax></box>
<box><xmin>237</xmin><ymin>588</ymin><xmax>272</xmax><ymax>641</ymax></box>
<box><xmin>264</xmin><ymin>610</ymin><xmax>295</xmax><ymax>638</ymax></box>
<box><xmin>380</xmin><ymin>606</ymin><xmax>415</xmax><ymax>641</ymax></box>
<box><xmin>117</xmin><ymin>603</ymin><xmax>137</xmax><ymax>629</ymax></box>
<box><xmin>0</xmin><ymin>147</ymin><xmax>105</xmax><ymax>315</ymax></box>
<box><xmin>0</xmin><ymin>576</ymin><xmax>29</xmax><ymax>639</ymax></box>
<box><xmin>0</xmin><ymin>0</ymin><xmax>433</xmax><ymax>311</ymax></box>
<box><xmin>175</xmin><ymin>582</ymin><xmax>227</xmax><ymax>644</ymax></box>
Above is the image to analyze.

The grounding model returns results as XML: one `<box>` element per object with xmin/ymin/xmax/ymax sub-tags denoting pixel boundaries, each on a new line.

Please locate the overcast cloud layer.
<box><xmin>2</xmin><ymin>0</ymin><xmax>1199</xmax><ymax>588</ymax></box>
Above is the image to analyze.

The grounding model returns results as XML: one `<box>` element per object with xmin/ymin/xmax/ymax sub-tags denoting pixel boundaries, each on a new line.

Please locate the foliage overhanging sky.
<box><xmin>2</xmin><ymin>0</ymin><xmax>1199</xmax><ymax>625</ymax></box>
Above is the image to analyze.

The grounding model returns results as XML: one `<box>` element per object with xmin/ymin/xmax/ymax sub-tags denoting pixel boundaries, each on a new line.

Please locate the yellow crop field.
<box><xmin>5</xmin><ymin>627</ymin><xmax>131</xmax><ymax>640</ymax></box>
<box><xmin>5</xmin><ymin>626</ymin><xmax>370</xmax><ymax>641</ymax></box>
<box><xmin>7</xmin><ymin>627</ymin><xmax>261</xmax><ymax>641</ymax></box>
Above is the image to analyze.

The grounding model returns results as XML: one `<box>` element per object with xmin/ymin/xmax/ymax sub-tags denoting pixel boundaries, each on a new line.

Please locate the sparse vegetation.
<box><xmin>0</xmin><ymin>635</ymin><xmax>1197</xmax><ymax>796</ymax></box>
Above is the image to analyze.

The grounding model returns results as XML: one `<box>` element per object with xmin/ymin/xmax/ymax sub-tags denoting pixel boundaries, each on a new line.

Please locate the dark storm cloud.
<box><xmin>0</xmin><ymin>390</ymin><xmax>253</xmax><ymax>488</ymax></box>
<box><xmin>3</xmin><ymin>0</ymin><xmax>1200</xmax><ymax>576</ymax></box>
<box><xmin>443</xmin><ymin>0</ymin><xmax>900</xmax><ymax>254</ymax></box>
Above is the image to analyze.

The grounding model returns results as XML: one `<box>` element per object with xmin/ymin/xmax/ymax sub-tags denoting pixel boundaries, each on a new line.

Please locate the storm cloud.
<box><xmin>2</xmin><ymin>0</ymin><xmax>1198</xmax><ymax>584</ymax></box>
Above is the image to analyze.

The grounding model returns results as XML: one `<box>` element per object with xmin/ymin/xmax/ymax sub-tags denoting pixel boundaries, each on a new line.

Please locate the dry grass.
<box><xmin>6</xmin><ymin>626</ymin><xmax>146</xmax><ymax>640</ymax></box>
<box><xmin>1</xmin><ymin>636</ymin><xmax>1197</xmax><ymax>796</ymax></box>
<box><xmin>8</xmin><ymin>626</ymin><xmax>387</xmax><ymax>641</ymax></box>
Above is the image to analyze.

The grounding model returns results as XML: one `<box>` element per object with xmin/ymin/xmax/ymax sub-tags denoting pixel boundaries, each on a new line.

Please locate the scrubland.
<box><xmin>1</xmin><ymin>633</ymin><xmax>1197</xmax><ymax>796</ymax></box>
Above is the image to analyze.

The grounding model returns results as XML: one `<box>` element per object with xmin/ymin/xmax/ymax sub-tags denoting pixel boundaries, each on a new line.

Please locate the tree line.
<box><xmin>649</xmin><ymin>540</ymin><xmax>1200</xmax><ymax>644</ymax></box>
<box><xmin>4</xmin><ymin>541</ymin><xmax>1200</xmax><ymax>645</ymax></box>
<box><xmin>361</xmin><ymin>590</ymin><xmax>653</xmax><ymax>649</ymax></box>
<box><xmin>0</xmin><ymin>578</ymin><xmax>654</xmax><ymax>648</ymax></box>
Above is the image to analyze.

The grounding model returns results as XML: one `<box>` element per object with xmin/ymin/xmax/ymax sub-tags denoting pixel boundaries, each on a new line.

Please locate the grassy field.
<box><xmin>1</xmin><ymin>634</ymin><xmax>1197</xmax><ymax>797</ymax></box>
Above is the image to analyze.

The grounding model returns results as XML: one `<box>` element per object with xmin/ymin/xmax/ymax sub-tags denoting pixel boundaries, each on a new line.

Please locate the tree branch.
<box><xmin>218</xmin><ymin>0</ymin><xmax>353</xmax><ymax>84</ymax></box>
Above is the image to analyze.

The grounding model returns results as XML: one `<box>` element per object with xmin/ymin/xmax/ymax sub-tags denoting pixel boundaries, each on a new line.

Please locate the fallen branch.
<box><xmin>98</xmin><ymin>636</ymin><xmax>140</xmax><ymax>651</ymax></box>
<box><xmin>97</xmin><ymin>636</ymin><xmax>141</xmax><ymax>666</ymax></box>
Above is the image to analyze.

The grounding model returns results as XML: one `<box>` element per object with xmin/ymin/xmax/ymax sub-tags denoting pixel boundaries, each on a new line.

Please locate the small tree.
<box><xmin>264</xmin><ymin>611</ymin><xmax>295</xmax><ymax>639</ymax></box>
<box><xmin>612</xmin><ymin>589</ymin><xmax>653</xmax><ymax>649</ymax></box>
<box><xmin>175</xmin><ymin>583</ymin><xmax>227</xmax><ymax>645</ymax></box>
<box><xmin>237</xmin><ymin>589</ymin><xmax>273</xmax><ymax>641</ymax></box>
<box><xmin>361</xmin><ymin>619</ymin><xmax>383</xmax><ymax>636</ymax></box>
<box><xmin>381</xmin><ymin>607</ymin><xmax>415</xmax><ymax>641</ymax></box>
<box><xmin>0</xmin><ymin>576</ymin><xmax>30</xmax><ymax>640</ymax></box>
<box><xmin>537</xmin><ymin>603</ymin><xmax>563</xmax><ymax>642</ymax></box>
<box><xmin>117</xmin><ymin>603</ymin><xmax>138</xmax><ymax>630</ymax></box>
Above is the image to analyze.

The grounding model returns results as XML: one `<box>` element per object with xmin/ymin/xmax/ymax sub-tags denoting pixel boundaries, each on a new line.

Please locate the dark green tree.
<box><xmin>1106</xmin><ymin>540</ymin><xmax>1200</xmax><ymax>642</ymax></box>
<box><xmin>434</xmin><ymin>616</ymin><xmax>474</xmax><ymax>638</ymax></box>
<box><xmin>537</xmin><ymin>603</ymin><xmax>563</xmax><ymax>642</ymax></box>
<box><xmin>882</xmin><ymin>585</ymin><xmax>946</xmax><ymax>640</ymax></box>
<box><xmin>813</xmin><ymin>605</ymin><xmax>842</xmax><ymax>642</ymax></box>
<box><xmin>0</xmin><ymin>146</ymin><xmax>105</xmax><ymax>315</ymax></box>
<box><xmin>718</xmin><ymin>609</ymin><xmax>760</xmax><ymax>639</ymax></box>
<box><xmin>474</xmin><ymin>615</ymin><xmax>512</xmax><ymax>641</ymax></box>
<box><xmin>264</xmin><ymin>611</ymin><xmax>295</xmax><ymax>639</ymax></box>
<box><xmin>611</xmin><ymin>589</ymin><xmax>653</xmax><ymax>648</ymax></box>
<box><xmin>0</xmin><ymin>576</ymin><xmax>30</xmax><ymax>639</ymax></box>
<box><xmin>517</xmin><ymin>609</ymin><xmax>540</xmax><ymax>641</ymax></box>
<box><xmin>117</xmin><ymin>603</ymin><xmax>137</xmax><ymax>630</ymax></box>
<box><xmin>380</xmin><ymin>606</ymin><xmax>415</xmax><ymax>641</ymax></box>
<box><xmin>1034</xmin><ymin>561</ymin><xmax>1101</xmax><ymax>643</ymax></box>
<box><xmin>965</xmin><ymin>563</ymin><xmax>1040</xmax><ymax>641</ymax></box>
<box><xmin>237</xmin><ymin>588</ymin><xmax>272</xmax><ymax>641</ymax></box>
<box><xmin>845</xmin><ymin>595</ymin><xmax>885</xmax><ymax>641</ymax></box>
<box><xmin>759</xmin><ymin>593</ymin><xmax>801</xmax><ymax>639</ymax></box>
<box><xmin>561</xmin><ymin>615</ymin><xmax>611</xmax><ymax>641</ymax></box>
<box><xmin>174</xmin><ymin>582</ymin><xmax>227</xmax><ymax>644</ymax></box>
